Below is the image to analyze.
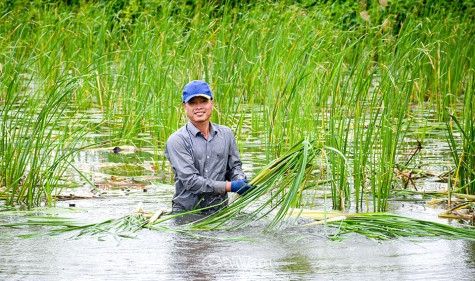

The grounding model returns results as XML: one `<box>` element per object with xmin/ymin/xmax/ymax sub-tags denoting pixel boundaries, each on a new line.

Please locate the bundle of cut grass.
<box><xmin>183</xmin><ymin>138</ymin><xmax>330</xmax><ymax>231</ymax></box>
<box><xmin>293</xmin><ymin>210</ymin><xmax>475</xmax><ymax>241</ymax></box>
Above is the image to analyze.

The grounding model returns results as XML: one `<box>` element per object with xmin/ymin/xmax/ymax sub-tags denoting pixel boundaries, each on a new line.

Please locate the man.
<box><xmin>165</xmin><ymin>80</ymin><xmax>253</xmax><ymax>212</ymax></box>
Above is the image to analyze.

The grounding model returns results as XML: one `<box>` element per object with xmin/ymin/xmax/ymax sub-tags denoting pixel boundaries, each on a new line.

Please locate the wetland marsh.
<box><xmin>1</xmin><ymin>1</ymin><xmax>474</xmax><ymax>279</ymax></box>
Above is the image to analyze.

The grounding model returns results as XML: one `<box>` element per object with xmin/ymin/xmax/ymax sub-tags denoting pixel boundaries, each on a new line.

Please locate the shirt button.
<box><xmin>205</xmin><ymin>169</ymin><xmax>208</xmax><ymax>172</ymax></box>
<box><xmin>207</xmin><ymin>155</ymin><xmax>210</xmax><ymax>159</ymax></box>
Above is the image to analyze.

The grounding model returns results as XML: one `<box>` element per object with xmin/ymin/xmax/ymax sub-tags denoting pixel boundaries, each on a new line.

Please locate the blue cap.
<box><xmin>182</xmin><ymin>80</ymin><xmax>213</xmax><ymax>103</ymax></box>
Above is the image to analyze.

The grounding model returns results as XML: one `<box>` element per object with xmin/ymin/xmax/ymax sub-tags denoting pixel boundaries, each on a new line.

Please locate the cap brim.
<box><xmin>183</xmin><ymin>94</ymin><xmax>212</xmax><ymax>103</ymax></box>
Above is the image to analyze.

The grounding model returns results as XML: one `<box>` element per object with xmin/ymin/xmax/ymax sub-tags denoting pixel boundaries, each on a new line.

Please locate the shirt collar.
<box><xmin>186</xmin><ymin>121</ymin><xmax>218</xmax><ymax>137</ymax></box>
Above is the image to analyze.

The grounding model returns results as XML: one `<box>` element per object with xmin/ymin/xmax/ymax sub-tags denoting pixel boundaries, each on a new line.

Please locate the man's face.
<box><xmin>183</xmin><ymin>96</ymin><xmax>214</xmax><ymax>124</ymax></box>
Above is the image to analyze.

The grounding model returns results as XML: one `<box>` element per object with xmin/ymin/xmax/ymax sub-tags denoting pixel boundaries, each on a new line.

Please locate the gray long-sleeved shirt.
<box><xmin>165</xmin><ymin>121</ymin><xmax>245</xmax><ymax>212</ymax></box>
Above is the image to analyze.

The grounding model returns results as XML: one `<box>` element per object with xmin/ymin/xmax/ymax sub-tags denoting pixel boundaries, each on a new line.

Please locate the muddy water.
<box><xmin>1</xmin><ymin>196</ymin><xmax>475</xmax><ymax>280</ymax></box>
<box><xmin>1</xmin><ymin>103</ymin><xmax>475</xmax><ymax>280</ymax></box>
<box><xmin>1</xmin><ymin>144</ymin><xmax>475</xmax><ymax>280</ymax></box>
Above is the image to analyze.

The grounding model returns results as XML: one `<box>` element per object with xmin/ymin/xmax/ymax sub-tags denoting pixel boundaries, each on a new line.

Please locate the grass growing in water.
<box><xmin>445</xmin><ymin>76</ymin><xmax>475</xmax><ymax>195</ymax></box>
<box><xmin>1</xmin><ymin>1</ymin><xmax>474</xmax><ymax>211</ymax></box>
<box><xmin>0</xmin><ymin>60</ymin><xmax>99</xmax><ymax>207</ymax></box>
<box><xmin>3</xmin><ymin>138</ymin><xmax>474</xmax><ymax>241</ymax></box>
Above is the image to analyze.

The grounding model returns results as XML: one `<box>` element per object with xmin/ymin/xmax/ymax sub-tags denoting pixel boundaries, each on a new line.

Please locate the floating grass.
<box><xmin>1</xmin><ymin>203</ymin><xmax>162</xmax><ymax>240</ymax></box>
<box><xmin>6</xmin><ymin>207</ymin><xmax>475</xmax><ymax>242</ymax></box>
<box><xmin>5</xmin><ymin>213</ymin><xmax>150</xmax><ymax>240</ymax></box>
<box><xmin>294</xmin><ymin>210</ymin><xmax>475</xmax><ymax>241</ymax></box>
<box><xmin>329</xmin><ymin>213</ymin><xmax>475</xmax><ymax>241</ymax></box>
<box><xmin>1</xmin><ymin>206</ymin><xmax>254</xmax><ymax>241</ymax></box>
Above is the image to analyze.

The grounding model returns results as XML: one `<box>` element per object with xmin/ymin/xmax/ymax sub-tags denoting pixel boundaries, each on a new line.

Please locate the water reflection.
<box><xmin>1</xmin><ymin>200</ymin><xmax>475</xmax><ymax>280</ymax></box>
<box><xmin>169</xmin><ymin>235</ymin><xmax>222</xmax><ymax>280</ymax></box>
<box><xmin>76</xmin><ymin>150</ymin><xmax>155</xmax><ymax>165</ymax></box>
<box><xmin>463</xmin><ymin>240</ymin><xmax>475</xmax><ymax>268</ymax></box>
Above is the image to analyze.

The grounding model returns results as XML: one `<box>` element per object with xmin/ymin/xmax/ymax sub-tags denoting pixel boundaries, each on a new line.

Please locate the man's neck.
<box><xmin>191</xmin><ymin>120</ymin><xmax>210</xmax><ymax>140</ymax></box>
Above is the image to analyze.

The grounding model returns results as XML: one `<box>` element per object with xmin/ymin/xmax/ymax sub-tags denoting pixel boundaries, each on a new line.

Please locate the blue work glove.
<box><xmin>230</xmin><ymin>179</ymin><xmax>254</xmax><ymax>195</ymax></box>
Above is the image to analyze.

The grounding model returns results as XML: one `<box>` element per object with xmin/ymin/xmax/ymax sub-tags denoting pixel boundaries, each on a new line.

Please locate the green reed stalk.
<box><xmin>0</xmin><ymin>59</ymin><xmax>98</xmax><ymax>207</ymax></box>
<box><xmin>445</xmin><ymin>79</ymin><xmax>475</xmax><ymax>194</ymax></box>
<box><xmin>1</xmin><ymin>1</ymin><xmax>474</xmax><ymax>211</ymax></box>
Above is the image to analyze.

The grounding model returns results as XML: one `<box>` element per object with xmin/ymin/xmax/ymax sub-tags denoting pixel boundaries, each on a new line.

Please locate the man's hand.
<box><xmin>230</xmin><ymin>179</ymin><xmax>254</xmax><ymax>195</ymax></box>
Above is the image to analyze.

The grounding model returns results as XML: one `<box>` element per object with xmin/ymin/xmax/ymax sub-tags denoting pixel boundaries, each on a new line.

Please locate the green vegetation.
<box><xmin>445</xmin><ymin>80</ymin><xmax>475</xmax><ymax>195</ymax></box>
<box><xmin>1</xmin><ymin>0</ymin><xmax>474</xmax><ymax>213</ymax></box>
<box><xmin>296</xmin><ymin>210</ymin><xmax>475</xmax><ymax>241</ymax></box>
<box><xmin>5</xmin><ymin>206</ymin><xmax>475</xmax><ymax>242</ymax></box>
<box><xmin>180</xmin><ymin>139</ymin><xmax>329</xmax><ymax>231</ymax></box>
<box><xmin>0</xmin><ymin>59</ymin><xmax>95</xmax><ymax>207</ymax></box>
